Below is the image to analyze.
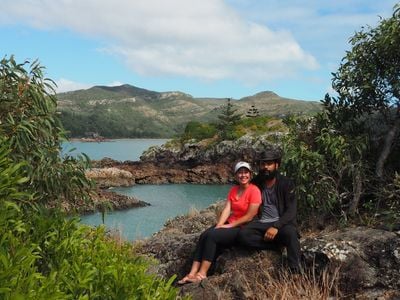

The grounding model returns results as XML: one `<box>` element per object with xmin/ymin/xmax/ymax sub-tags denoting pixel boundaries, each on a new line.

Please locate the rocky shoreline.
<box><xmin>87</xmin><ymin>134</ymin><xmax>282</xmax><ymax>186</ymax></box>
<box><xmin>77</xmin><ymin>136</ymin><xmax>400</xmax><ymax>298</ymax></box>
<box><xmin>81</xmin><ymin>134</ymin><xmax>280</xmax><ymax>214</ymax></box>
<box><xmin>136</xmin><ymin>202</ymin><xmax>400</xmax><ymax>300</ymax></box>
<box><xmin>49</xmin><ymin>188</ymin><xmax>149</xmax><ymax>215</ymax></box>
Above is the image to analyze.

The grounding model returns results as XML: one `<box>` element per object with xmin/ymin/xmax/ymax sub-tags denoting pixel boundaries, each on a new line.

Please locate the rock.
<box><xmin>301</xmin><ymin>227</ymin><xmax>400</xmax><ymax>296</ymax></box>
<box><xmin>85</xmin><ymin>167</ymin><xmax>135</xmax><ymax>187</ymax></box>
<box><xmin>140</xmin><ymin>134</ymin><xmax>280</xmax><ymax>166</ymax></box>
<box><xmin>89</xmin><ymin>135</ymin><xmax>281</xmax><ymax>186</ymax></box>
<box><xmin>137</xmin><ymin>203</ymin><xmax>400</xmax><ymax>299</ymax></box>
<box><xmin>93</xmin><ymin>189</ymin><xmax>150</xmax><ymax>212</ymax></box>
<box><xmin>46</xmin><ymin>188</ymin><xmax>149</xmax><ymax>214</ymax></box>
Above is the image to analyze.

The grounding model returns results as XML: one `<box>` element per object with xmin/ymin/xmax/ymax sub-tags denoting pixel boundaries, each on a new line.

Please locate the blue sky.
<box><xmin>0</xmin><ymin>0</ymin><xmax>398</xmax><ymax>101</ymax></box>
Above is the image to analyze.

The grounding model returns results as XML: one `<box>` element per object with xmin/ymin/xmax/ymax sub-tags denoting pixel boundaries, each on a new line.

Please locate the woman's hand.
<box><xmin>216</xmin><ymin>223</ymin><xmax>233</xmax><ymax>229</ymax></box>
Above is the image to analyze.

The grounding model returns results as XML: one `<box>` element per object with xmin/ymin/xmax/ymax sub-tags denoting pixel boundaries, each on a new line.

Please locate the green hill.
<box><xmin>57</xmin><ymin>84</ymin><xmax>321</xmax><ymax>138</ymax></box>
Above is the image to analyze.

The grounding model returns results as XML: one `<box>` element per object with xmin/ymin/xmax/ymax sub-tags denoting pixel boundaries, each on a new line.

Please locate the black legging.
<box><xmin>193</xmin><ymin>226</ymin><xmax>240</xmax><ymax>262</ymax></box>
<box><xmin>237</xmin><ymin>221</ymin><xmax>301</xmax><ymax>270</ymax></box>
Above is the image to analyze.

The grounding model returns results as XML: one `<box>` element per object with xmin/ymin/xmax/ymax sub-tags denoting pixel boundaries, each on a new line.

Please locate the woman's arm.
<box><xmin>219</xmin><ymin>203</ymin><xmax>260</xmax><ymax>228</ymax></box>
<box><xmin>215</xmin><ymin>200</ymin><xmax>232</xmax><ymax>228</ymax></box>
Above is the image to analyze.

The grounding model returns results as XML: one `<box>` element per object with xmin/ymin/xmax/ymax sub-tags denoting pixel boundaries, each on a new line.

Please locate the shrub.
<box><xmin>0</xmin><ymin>57</ymin><xmax>181</xmax><ymax>299</ymax></box>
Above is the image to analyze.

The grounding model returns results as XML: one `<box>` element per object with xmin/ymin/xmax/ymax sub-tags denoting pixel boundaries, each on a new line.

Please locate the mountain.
<box><xmin>57</xmin><ymin>84</ymin><xmax>322</xmax><ymax>138</ymax></box>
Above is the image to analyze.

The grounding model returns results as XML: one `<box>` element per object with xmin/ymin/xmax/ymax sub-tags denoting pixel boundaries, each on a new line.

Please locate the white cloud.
<box><xmin>0</xmin><ymin>0</ymin><xmax>318</xmax><ymax>83</ymax></box>
<box><xmin>55</xmin><ymin>79</ymin><xmax>93</xmax><ymax>93</ymax></box>
<box><xmin>55</xmin><ymin>79</ymin><xmax>125</xmax><ymax>93</ymax></box>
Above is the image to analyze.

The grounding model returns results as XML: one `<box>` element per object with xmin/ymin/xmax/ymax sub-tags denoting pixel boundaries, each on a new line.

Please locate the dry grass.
<box><xmin>242</xmin><ymin>266</ymin><xmax>341</xmax><ymax>300</ymax></box>
<box><xmin>187</xmin><ymin>206</ymin><xmax>200</xmax><ymax>217</ymax></box>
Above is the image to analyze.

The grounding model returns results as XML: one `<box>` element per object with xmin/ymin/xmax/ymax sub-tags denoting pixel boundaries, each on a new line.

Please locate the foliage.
<box><xmin>0</xmin><ymin>56</ymin><xmax>92</xmax><ymax>206</ymax></box>
<box><xmin>282</xmin><ymin>115</ymin><xmax>368</xmax><ymax>222</ymax></box>
<box><xmin>322</xmin><ymin>4</ymin><xmax>400</xmax><ymax>177</ymax></box>
<box><xmin>216</xmin><ymin>98</ymin><xmax>242</xmax><ymax>140</ymax></box>
<box><xmin>0</xmin><ymin>205</ymin><xmax>180</xmax><ymax>299</ymax></box>
<box><xmin>181</xmin><ymin>121</ymin><xmax>217</xmax><ymax>142</ymax></box>
<box><xmin>246</xmin><ymin>104</ymin><xmax>260</xmax><ymax>117</ymax></box>
<box><xmin>236</xmin><ymin>115</ymin><xmax>285</xmax><ymax>136</ymax></box>
<box><xmin>60</xmin><ymin>107</ymin><xmax>174</xmax><ymax>138</ymax></box>
<box><xmin>0</xmin><ymin>57</ymin><xmax>181</xmax><ymax>299</ymax></box>
<box><xmin>57</xmin><ymin>85</ymin><xmax>321</xmax><ymax>139</ymax></box>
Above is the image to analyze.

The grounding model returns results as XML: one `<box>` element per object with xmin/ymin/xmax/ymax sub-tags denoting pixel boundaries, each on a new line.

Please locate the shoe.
<box><xmin>187</xmin><ymin>273</ymin><xmax>207</xmax><ymax>283</ymax></box>
<box><xmin>177</xmin><ymin>274</ymin><xmax>196</xmax><ymax>285</ymax></box>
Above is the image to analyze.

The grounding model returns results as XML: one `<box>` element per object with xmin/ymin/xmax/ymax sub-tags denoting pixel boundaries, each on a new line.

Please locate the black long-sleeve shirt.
<box><xmin>252</xmin><ymin>173</ymin><xmax>297</xmax><ymax>229</ymax></box>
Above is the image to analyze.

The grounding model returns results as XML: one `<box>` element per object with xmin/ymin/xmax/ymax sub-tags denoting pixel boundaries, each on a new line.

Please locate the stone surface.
<box><xmin>137</xmin><ymin>203</ymin><xmax>400</xmax><ymax>300</ymax></box>
<box><xmin>85</xmin><ymin>167</ymin><xmax>135</xmax><ymax>187</ymax></box>
<box><xmin>90</xmin><ymin>135</ymin><xmax>281</xmax><ymax>186</ymax></box>
<box><xmin>48</xmin><ymin>188</ymin><xmax>149</xmax><ymax>214</ymax></box>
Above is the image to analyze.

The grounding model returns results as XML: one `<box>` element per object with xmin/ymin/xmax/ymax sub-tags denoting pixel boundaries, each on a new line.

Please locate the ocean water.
<box><xmin>80</xmin><ymin>184</ymin><xmax>231</xmax><ymax>241</ymax></box>
<box><xmin>67</xmin><ymin>139</ymin><xmax>231</xmax><ymax>241</ymax></box>
<box><xmin>62</xmin><ymin>138</ymin><xmax>169</xmax><ymax>161</ymax></box>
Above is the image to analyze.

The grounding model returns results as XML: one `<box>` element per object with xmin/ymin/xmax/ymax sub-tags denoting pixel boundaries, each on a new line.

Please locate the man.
<box><xmin>237</xmin><ymin>149</ymin><xmax>301</xmax><ymax>273</ymax></box>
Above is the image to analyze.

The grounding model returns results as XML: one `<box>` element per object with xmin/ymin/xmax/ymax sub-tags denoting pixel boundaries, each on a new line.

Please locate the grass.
<box><xmin>253</xmin><ymin>267</ymin><xmax>341</xmax><ymax>300</ymax></box>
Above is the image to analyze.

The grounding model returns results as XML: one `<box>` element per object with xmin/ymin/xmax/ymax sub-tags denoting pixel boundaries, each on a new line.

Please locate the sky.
<box><xmin>0</xmin><ymin>0</ymin><xmax>398</xmax><ymax>101</ymax></box>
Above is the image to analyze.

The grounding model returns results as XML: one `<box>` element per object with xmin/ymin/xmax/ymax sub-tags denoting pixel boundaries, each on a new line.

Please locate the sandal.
<box><xmin>187</xmin><ymin>272</ymin><xmax>207</xmax><ymax>283</ymax></box>
<box><xmin>177</xmin><ymin>274</ymin><xmax>196</xmax><ymax>285</ymax></box>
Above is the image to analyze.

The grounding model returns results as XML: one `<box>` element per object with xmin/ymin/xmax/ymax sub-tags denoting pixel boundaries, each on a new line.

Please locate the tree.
<box><xmin>0</xmin><ymin>56</ymin><xmax>92</xmax><ymax>206</ymax></box>
<box><xmin>323</xmin><ymin>4</ymin><xmax>400</xmax><ymax>178</ymax></box>
<box><xmin>216</xmin><ymin>98</ymin><xmax>242</xmax><ymax>140</ymax></box>
<box><xmin>246</xmin><ymin>104</ymin><xmax>260</xmax><ymax>118</ymax></box>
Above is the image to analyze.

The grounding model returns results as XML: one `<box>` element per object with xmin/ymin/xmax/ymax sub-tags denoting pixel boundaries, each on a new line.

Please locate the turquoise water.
<box><xmin>80</xmin><ymin>184</ymin><xmax>231</xmax><ymax>241</ymax></box>
<box><xmin>62</xmin><ymin>138</ymin><xmax>169</xmax><ymax>161</ymax></box>
<box><xmin>67</xmin><ymin>139</ymin><xmax>231</xmax><ymax>241</ymax></box>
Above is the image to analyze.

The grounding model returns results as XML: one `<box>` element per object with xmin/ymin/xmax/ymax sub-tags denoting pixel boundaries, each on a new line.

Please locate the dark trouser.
<box><xmin>193</xmin><ymin>226</ymin><xmax>240</xmax><ymax>262</ymax></box>
<box><xmin>237</xmin><ymin>221</ymin><xmax>301</xmax><ymax>271</ymax></box>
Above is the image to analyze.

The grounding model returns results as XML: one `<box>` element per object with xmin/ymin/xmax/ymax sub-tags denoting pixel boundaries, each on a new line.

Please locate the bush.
<box><xmin>0</xmin><ymin>57</ymin><xmax>181</xmax><ymax>299</ymax></box>
<box><xmin>282</xmin><ymin>115</ymin><xmax>368</xmax><ymax>224</ymax></box>
<box><xmin>182</xmin><ymin>121</ymin><xmax>217</xmax><ymax>142</ymax></box>
<box><xmin>0</xmin><ymin>56</ymin><xmax>92</xmax><ymax>207</ymax></box>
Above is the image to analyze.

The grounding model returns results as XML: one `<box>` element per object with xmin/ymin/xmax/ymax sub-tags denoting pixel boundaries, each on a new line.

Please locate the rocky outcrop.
<box><xmin>140</xmin><ymin>134</ymin><xmax>281</xmax><ymax>166</ymax></box>
<box><xmin>90</xmin><ymin>189</ymin><xmax>150</xmax><ymax>213</ymax></box>
<box><xmin>90</xmin><ymin>134</ymin><xmax>281</xmax><ymax>186</ymax></box>
<box><xmin>48</xmin><ymin>189</ymin><xmax>149</xmax><ymax>215</ymax></box>
<box><xmin>85</xmin><ymin>167</ymin><xmax>135</xmax><ymax>188</ymax></box>
<box><xmin>137</xmin><ymin>202</ymin><xmax>400</xmax><ymax>299</ymax></box>
<box><xmin>301</xmin><ymin>227</ymin><xmax>400</xmax><ymax>298</ymax></box>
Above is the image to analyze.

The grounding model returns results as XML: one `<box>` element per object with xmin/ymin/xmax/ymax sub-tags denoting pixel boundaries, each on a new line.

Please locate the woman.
<box><xmin>177</xmin><ymin>161</ymin><xmax>261</xmax><ymax>284</ymax></box>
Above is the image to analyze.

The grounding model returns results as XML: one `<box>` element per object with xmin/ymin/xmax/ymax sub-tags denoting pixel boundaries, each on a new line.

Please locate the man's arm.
<box><xmin>272</xmin><ymin>179</ymin><xmax>297</xmax><ymax>229</ymax></box>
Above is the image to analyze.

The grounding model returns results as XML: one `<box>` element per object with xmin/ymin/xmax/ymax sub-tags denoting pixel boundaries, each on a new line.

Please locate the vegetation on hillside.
<box><xmin>57</xmin><ymin>86</ymin><xmax>321</xmax><ymax>139</ymax></box>
<box><xmin>0</xmin><ymin>56</ymin><xmax>180</xmax><ymax>299</ymax></box>
<box><xmin>180</xmin><ymin>99</ymin><xmax>287</xmax><ymax>144</ymax></box>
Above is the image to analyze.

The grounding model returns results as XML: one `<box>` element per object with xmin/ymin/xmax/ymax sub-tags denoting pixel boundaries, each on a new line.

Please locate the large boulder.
<box><xmin>301</xmin><ymin>227</ymin><xmax>400</xmax><ymax>297</ymax></box>
<box><xmin>137</xmin><ymin>203</ymin><xmax>400</xmax><ymax>299</ymax></box>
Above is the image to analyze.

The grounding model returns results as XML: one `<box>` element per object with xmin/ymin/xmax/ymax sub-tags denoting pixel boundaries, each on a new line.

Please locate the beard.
<box><xmin>258</xmin><ymin>169</ymin><xmax>277</xmax><ymax>181</ymax></box>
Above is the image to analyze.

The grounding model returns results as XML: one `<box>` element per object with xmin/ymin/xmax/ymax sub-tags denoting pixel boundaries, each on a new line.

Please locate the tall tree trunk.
<box><xmin>375</xmin><ymin>116</ymin><xmax>400</xmax><ymax>177</ymax></box>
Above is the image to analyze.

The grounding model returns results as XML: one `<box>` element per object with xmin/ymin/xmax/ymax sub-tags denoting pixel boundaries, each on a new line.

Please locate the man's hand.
<box><xmin>264</xmin><ymin>227</ymin><xmax>278</xmax><ymax>241</ymax></box>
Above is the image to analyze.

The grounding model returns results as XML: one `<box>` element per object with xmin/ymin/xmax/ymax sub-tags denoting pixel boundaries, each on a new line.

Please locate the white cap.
<box><xmin>234</xmin><ymin>161</ymin><xmax>252</xmax><ymax>173</ymax></box>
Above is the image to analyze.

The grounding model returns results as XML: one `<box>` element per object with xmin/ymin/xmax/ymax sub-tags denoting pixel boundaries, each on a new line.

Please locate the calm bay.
<box><xmin>81</xmin><ymin>184</ymin><xmax>230</xmax><ymax>240</ymax></box>
<box><xmin>62</xmin><ymin>138</ymin><xmax>170</xmax><ymax>161</ymax></box>
<box><xmin>65</xmin><ymin>139</ymin><xmax>230</xmax><ymax>241</ymax></box>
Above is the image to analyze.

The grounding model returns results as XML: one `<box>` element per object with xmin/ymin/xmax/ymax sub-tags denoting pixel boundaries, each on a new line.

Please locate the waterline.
<box><xmin>80</xmin><ymin>184</ymin><xmax>231</xmax><ymax>241</ymax></box>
